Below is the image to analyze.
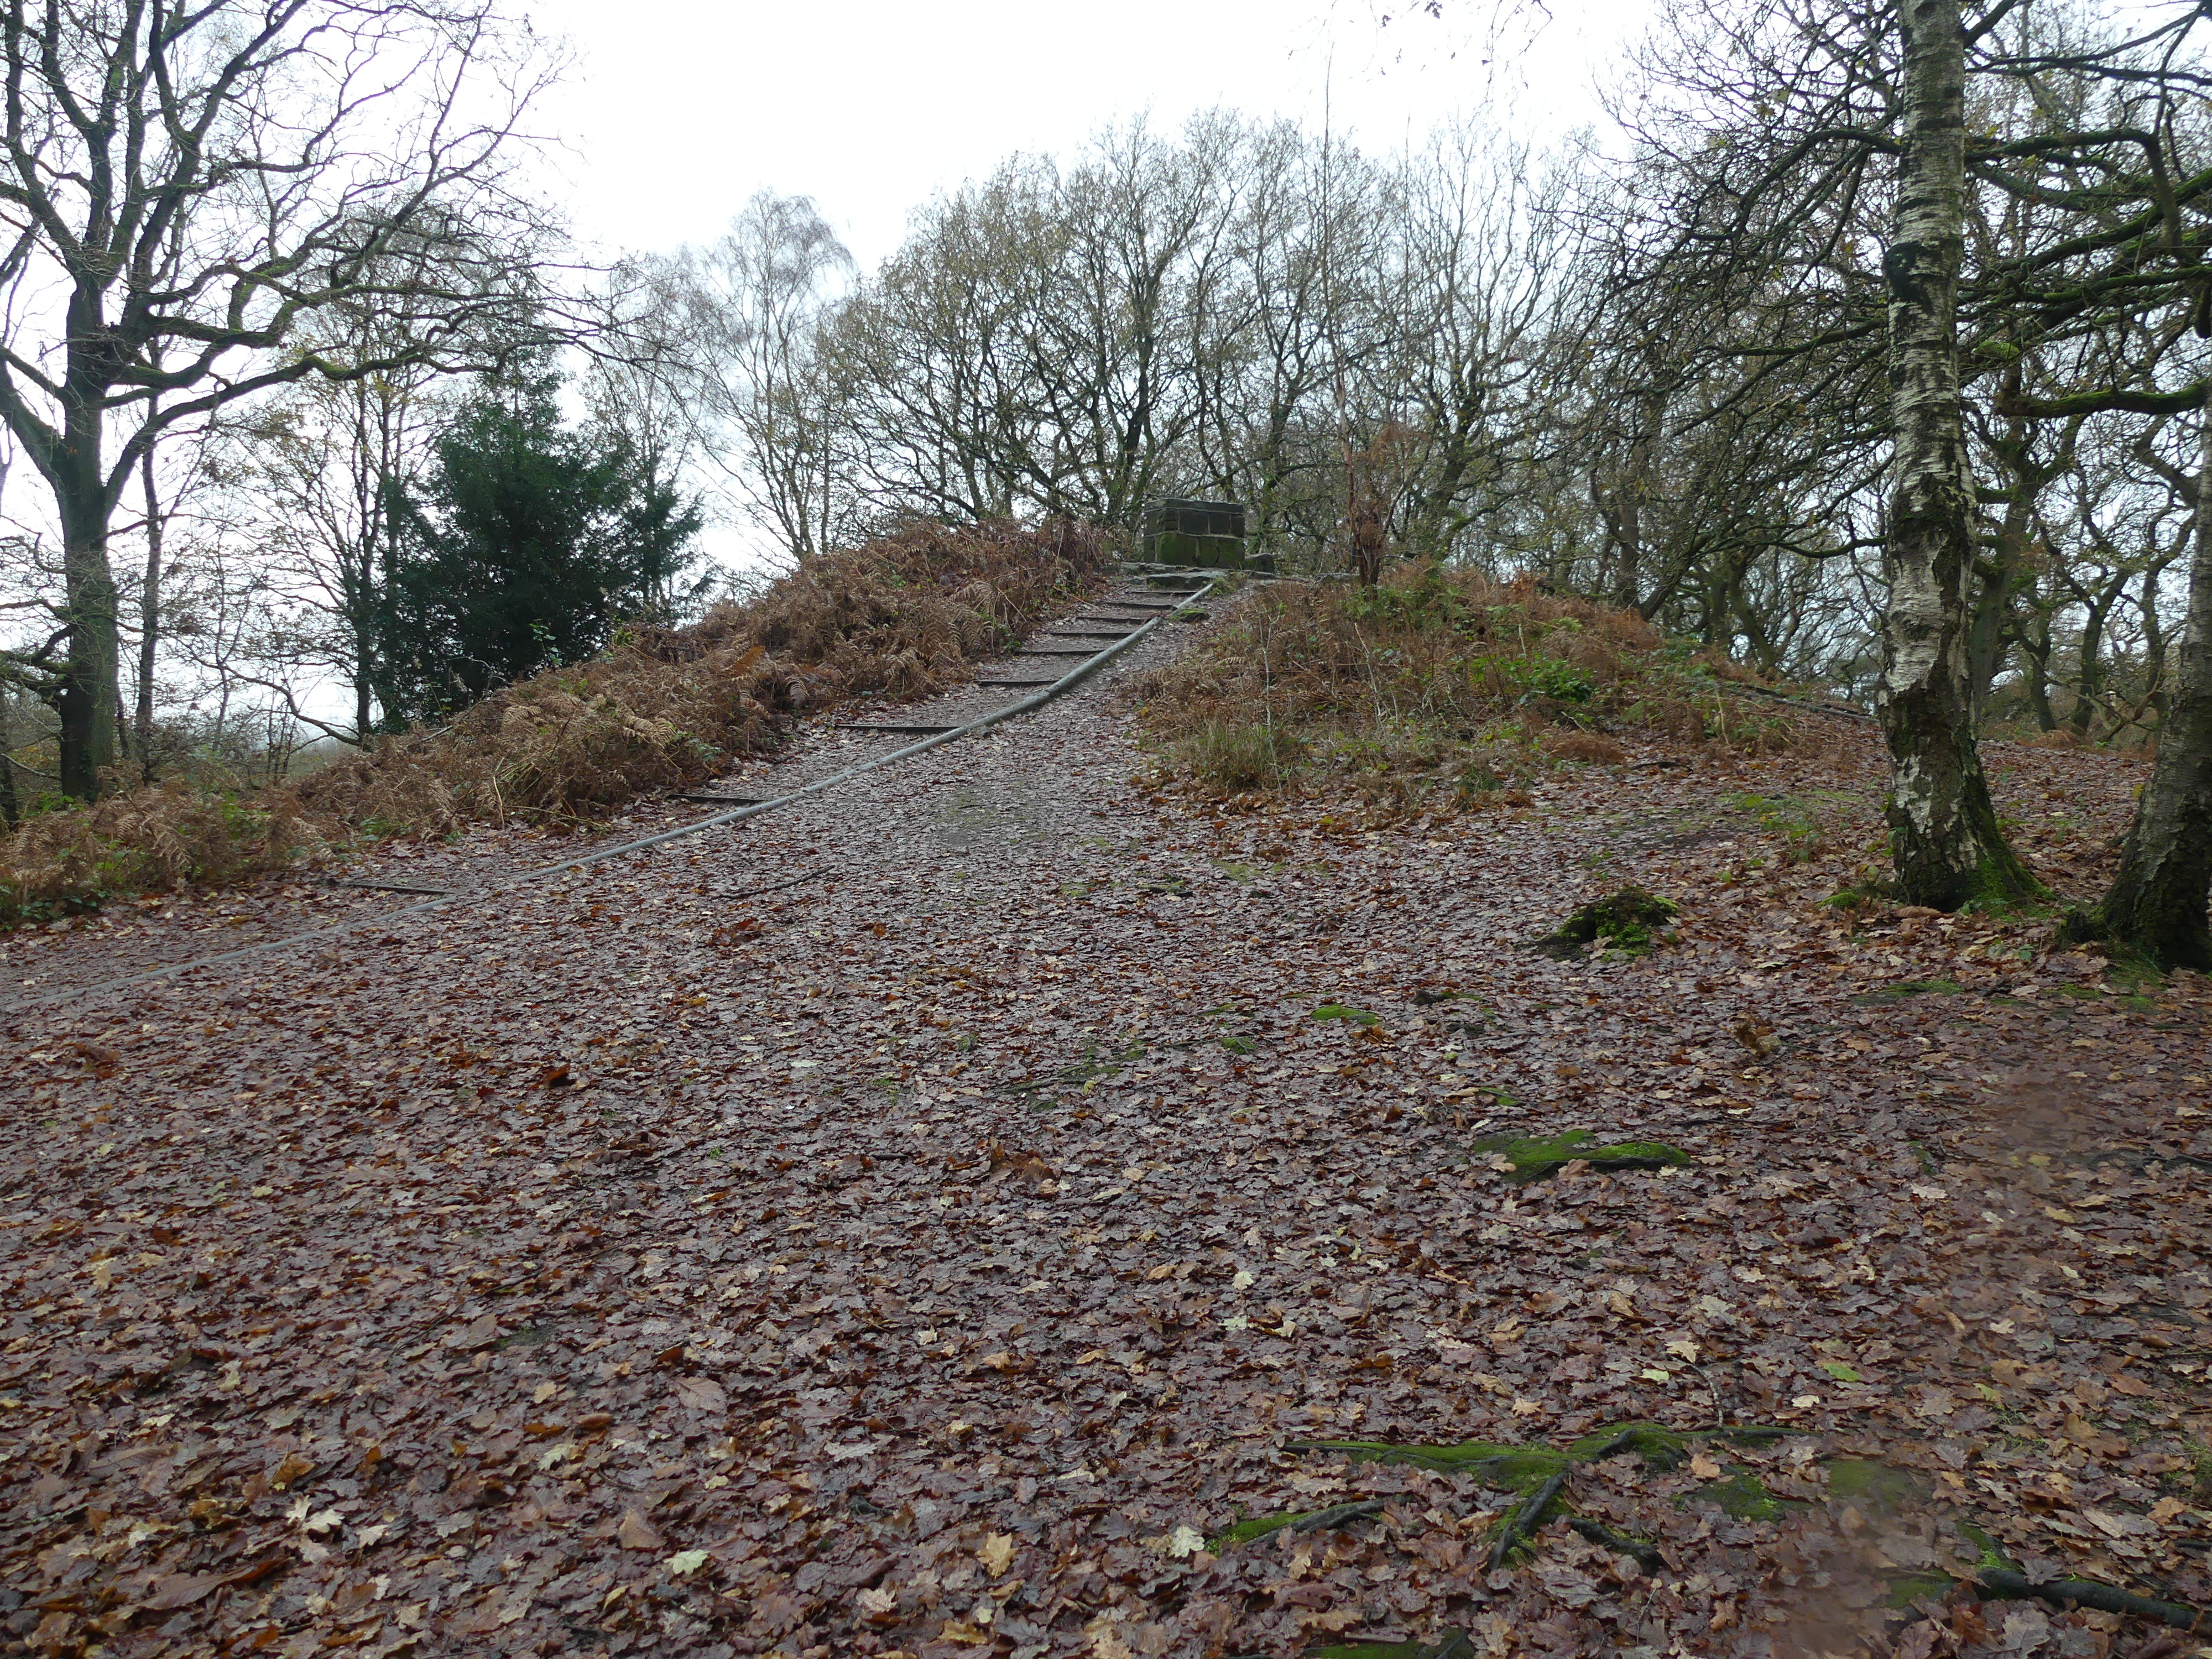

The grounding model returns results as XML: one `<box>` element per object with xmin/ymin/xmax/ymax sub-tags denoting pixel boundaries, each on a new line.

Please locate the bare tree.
<box><xmin>220</xmin><ymin>310</ymin><xmax>450</xmax><ymax>745</ymax></box>
<box><xmin>653</xmin><ymin>195</ymin><xmax>857</xmax><ymax>562</ymax></box>
<box><xmin>0</xmin><ymin>0</ymin><xmax>561</xmax><ymax>799</ymax></box>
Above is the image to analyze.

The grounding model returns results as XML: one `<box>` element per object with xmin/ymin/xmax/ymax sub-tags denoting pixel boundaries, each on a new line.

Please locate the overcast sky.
<box><xmin>518</xmin><ymin>0</ymin><xmax>1644</xmax><ymax>273</ymax></box>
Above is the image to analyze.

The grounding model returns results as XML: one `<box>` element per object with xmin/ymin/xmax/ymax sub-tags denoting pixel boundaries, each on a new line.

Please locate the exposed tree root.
<box><xmin>1487</xmin><ymin>1469</ymin><xmax>1570</xmax><ymax>1571</ymax></box>
<box><xmin>1564</xmin><ymin>1516</ymin><xmax>1667</xmax><ymax>1574</ymax></box>
<box><xmin>1266</xmin><ymin>1427</ymin><xmax>2211</xmax><ymax>1644</ymax></box>
<box><xmin>1270</xmin><ymin>1423</ymin><xmax>1807</xmax><ymax>1578</ymax></box>
<box><xmin>1281</xmin><ymin>1421</ymin><xmax>1797</xmax><ymax>1480</ymax></box>
<box><xmin>1972</xmin><ymin>1571</ymin><xmax>2208</xmax><ymax>1634</ymax></box>
<box><xmin>1207</xmin><ymin>1500</ymin><xmax>1385</xmax><ymax>1551</ymax></box>
<box><xmin>1306</xmin><ymin>1633</ymin><xmax>1476</xmax><ymax>1659</ymax></box>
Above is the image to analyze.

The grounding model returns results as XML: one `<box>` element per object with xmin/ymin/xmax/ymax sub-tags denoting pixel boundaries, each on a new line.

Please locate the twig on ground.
<box><xmin>719</xmin><ymin>871</ymin><xmax>823</xmax><ymax>903</ymax></box>
<box><xmin>1683</xmin><ymin>1360</ymin><xmax>1725</xmax><ymax>1428</ymax></box>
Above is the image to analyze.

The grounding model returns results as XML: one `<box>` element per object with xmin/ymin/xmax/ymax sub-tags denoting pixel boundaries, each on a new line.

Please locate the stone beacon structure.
<box><xmin>1141</xmin><ymin>498</ymin><xmax>1248</xmax><ymax>568</ymax></box>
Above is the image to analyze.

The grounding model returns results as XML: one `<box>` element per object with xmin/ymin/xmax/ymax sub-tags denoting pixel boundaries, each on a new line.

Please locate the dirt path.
<box><xmin>4</xmin><ymin>588</ymin><xmax>2211</xmax><ymax>1659</ymax></box>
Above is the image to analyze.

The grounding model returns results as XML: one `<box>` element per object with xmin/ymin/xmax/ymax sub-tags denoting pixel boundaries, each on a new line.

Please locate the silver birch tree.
<box><xmin>1877</xmin><ymin>0</ymin><xmax>2039</xmax><ymax>907</ymax></box>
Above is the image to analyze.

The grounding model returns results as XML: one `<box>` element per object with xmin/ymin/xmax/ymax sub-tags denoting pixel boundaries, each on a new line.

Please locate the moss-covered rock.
<box><xmin>1474</xmin><ymin>1128</ymin><xmax>1691</xmax><ymax>1184</ymax></box>
<box><xmin>1530</xmin><ymin>885</ymin><xmax>1679</xmax><ymax>958</ymax></box>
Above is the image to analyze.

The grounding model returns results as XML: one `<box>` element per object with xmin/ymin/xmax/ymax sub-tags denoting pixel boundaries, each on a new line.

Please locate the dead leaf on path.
<box><xmin>143</xmin><ymin>1558</ymin><xmax>285</xmax><ymax>1611</ymax></box>
<box><xmin>978</xmin><ymin>1533</ymin><xmax>1015</xmax><ymax>1577</ymax></box>
<box><xmin>269</xmin><ymin>1453</ymin><xmax>315</xmax><ymax>1489</ymax></box>
<box><xmin>1689</xmin><ymin>1452</ymin><xmax>1724</xmax><ymax>1479</ymax></box>
<box><xmin>445</xmin><ymin>1313</ymin><xmax>499</xmax><ymax>1351</ymax></box>
<box><xmin>672</xmin><ymin>1374</ymin><xmax>727</xmax><ymax>1413</ymax></box>
<box><xmin>617</xmin><ymin>1509</ymin><xmax>663</xmax><ymax>1551</ymax></box>
<box><xmin>857</xmin><ymin>1586</ymin><xmax>898</xmax><ymax>1620</ymax></box>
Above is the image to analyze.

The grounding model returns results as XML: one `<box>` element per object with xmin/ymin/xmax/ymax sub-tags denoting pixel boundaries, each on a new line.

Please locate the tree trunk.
<box><xmin>1877</xmin><ymin>0</ymin><xmax>2037</xmax><ymax>909</ymax></box>
<box><xmin>55</xmin><ymin>280</ymin><xmax>121</xmax><ymax>802</ymax></box>
<box><xmin>133</xmin><ymin>427</ymin><xmax>163</xmax><ymax>777</ymax></box>
<box><xmin>58</xmin><ymin>467</ymin><xmax>120</xmax><ymax>802</ymax></box>
<box><xmin>1967</xmin><ymin>418</ymin><xmax>2040</xmax><ymax>709</ymax></box>
<box><xmin>2023</xmin><ymin>616</ymin><xmax>2059</xmax><ymax>732</ymax></box>
<box><xmin>2068</xmin><ymin>589</ymin><xmax>2112</xmax><ymax>740</ymax></box>
<box><xmin>2093</xmin><ymin>397</ymin><xmax>2212</xmax><ymax>969</ymax></box>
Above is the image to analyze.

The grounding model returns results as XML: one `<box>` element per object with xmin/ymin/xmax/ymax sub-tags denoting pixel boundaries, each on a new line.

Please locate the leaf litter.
<box><xmin>1</xmin><ymin>593</ymin><xmax>2209</xmax><ymax>1659</ymax></box>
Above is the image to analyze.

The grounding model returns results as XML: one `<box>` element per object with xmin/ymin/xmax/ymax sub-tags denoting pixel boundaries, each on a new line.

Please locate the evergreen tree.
<box><xmin>378</xmin><ymin>365</ymin><xmax>703</xmax><ymax>721</ymax></box>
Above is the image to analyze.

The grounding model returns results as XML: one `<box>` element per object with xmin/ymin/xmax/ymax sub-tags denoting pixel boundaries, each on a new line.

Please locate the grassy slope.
<box><xmin>1</xmin><ymin>520</ymin><xmax>1110</xmax><ymax>926</ymax></box>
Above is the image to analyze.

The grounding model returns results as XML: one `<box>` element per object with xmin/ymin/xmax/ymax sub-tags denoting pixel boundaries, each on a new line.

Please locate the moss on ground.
<box><xmin>1312</xmin><ymin>1001</ymin><xmax>1382</xmax><ymax>1025</ymax></box>
<box><xmin>1849</xmin><ymin>978</ymin><xmax>1964</xmax><ymax>1006</ymax></box>
<box><xmin>1683</xmin><ymin>1471</ymin><xmax>1811</xmax><ymax>1522</ymax></box>
<box><xmin>1883</xmin><ymin>1571</ymin><xmax>1955</xmax><ymax>1609</ymax></box>
<box><xmin>1311</xmin><ymin>1637</ymin><xmax>1473</xmax><ymax>1659</ymax></box>
<box><xmin>1474</xmin><ymin>1128</ymin><xmax>1691</xmax><ymax>1183</ymax></box>
<box><xmin>1825</xmin><ymin>1459</ymin><xmax>1926</xmax><ymax>1515</ymax></box>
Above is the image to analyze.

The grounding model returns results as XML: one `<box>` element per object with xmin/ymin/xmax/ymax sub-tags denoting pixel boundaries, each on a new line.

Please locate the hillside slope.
<box><xmin>1</xmin><ymin>580</ymin><xmax>2206</xmax><ymax>1659</ymax></box>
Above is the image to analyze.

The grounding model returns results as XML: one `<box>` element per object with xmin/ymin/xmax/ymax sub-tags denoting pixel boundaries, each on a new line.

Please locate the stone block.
<box><xmin>1142</xmin><ymin>498</ymin><xmax>1247</xmax><ymax>566</ymax></box>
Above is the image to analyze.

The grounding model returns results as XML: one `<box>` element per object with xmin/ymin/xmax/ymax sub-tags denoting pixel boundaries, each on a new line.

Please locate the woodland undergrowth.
<box><xmin>0</xmin><ymin>519</ymin><xmax>1110</xmax><ymax>927</ymax></box>
<box><xmin>1133</xmin><ymin>565</ymin><xmax>1850</xmax><ymax>815</ymax></box>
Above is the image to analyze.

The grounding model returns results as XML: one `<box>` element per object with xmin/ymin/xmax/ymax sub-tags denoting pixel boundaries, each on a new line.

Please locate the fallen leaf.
<box><xmin>269</xmin><ymin>1453</ymin><xmax>314</xmax><ymax>1489</ymax></box>
<box><xmin>856</xmin><ymin>1586</ymin><xmax>898</xmax><ymax>1620</ymax></box>
<box><xmin>445</xmin><ymin>1313</ymin><xmax>500</xmax><ymax>1352</ymax></box>
<box><xmin>2084</xmin><ymin>1510</ymin><xmax>2148</xmax><ymax>1539</ymax></box>
<box><xmin>617</xmin><ymin>1510</ymin><xmax>663</xmax><ymax>1551</ymax></box>
<box><xmin>143</xmin><ymin>1559</ymin><xmax>284</xmax><ymax>1611</ymax></box>
<box><xmin>666</xmin><ymin>1549</ymin><xmax>708</xmax><ymax>1576</ymax></box>
<box><xmin>978</xmin><ymin>1533</ymin><xmax>1015</xmax><ymax>1577</ymax></box>
<box><xmin>672</xmin><ymin>1374</ymin><xmax>727</xmax><ymax>1413</ymax></box>
<box><xmin>1161</xmin><ymin>1524</ymin><xmax>1206</xmax><ymax>1559</ymax></box>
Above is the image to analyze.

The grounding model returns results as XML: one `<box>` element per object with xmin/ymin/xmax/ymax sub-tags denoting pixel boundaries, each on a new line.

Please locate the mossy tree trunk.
<box><xmin>1876</xmin><ymin>0</ymin><xmax>2039</xmax><ymax>910</ymax></box>
<box><xmin>2093</xmin><ymin>391</ymin><xmax>2212</xmax><ymax>969</ymax></box>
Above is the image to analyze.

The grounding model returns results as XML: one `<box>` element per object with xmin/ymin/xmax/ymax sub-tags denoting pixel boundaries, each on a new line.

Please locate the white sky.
<box><xmin>519</xmin><ymin>0</ymin><xmax>1644</xmax><ymax>272</ymax></box>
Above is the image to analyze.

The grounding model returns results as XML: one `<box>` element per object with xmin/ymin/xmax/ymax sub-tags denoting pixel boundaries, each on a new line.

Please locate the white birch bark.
<box><xmin>1876</xmin><ymin>0</ymin><xmax>2036</xmax><ymax>908</ymax></box>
